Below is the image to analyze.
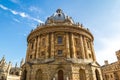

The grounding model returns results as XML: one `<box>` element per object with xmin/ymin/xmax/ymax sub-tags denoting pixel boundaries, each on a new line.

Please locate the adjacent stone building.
<box><xmin>0</xmin><ymin>56</ymin><xmax>24</xmax><ymax>80</ymax></box>
<box><xmin>21</xmin><ymin>9</ymin><xmax>103</xmax><ymax>80</ymax></box>
<box><xmin>101</xmin><ymin>50</ymin><xmax>120</xmax><ymax>80</ymax></box>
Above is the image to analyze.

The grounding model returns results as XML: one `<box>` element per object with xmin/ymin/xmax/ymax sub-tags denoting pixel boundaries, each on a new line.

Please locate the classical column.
<box><xmin>51</xmin><ymin>33</ymin><xmax>54</xmax><ymax>58</ymax></box>
<box><xmin>29</xmin><ymin>43</ymin><xmax>32</xmax><ymax>52</ymax></box>
<box><xmin>34</xmin><ymin>37</ymin><xmax>37</xmax><ymax>59</ymax></box>
<box><xmin>45</xmin><ymin>34</ymin><xmax>49</xmax><ymax>59</ymax></box>
<box><xmin>80</xmin><ymin>35</ymin><xmax>85</xmax><ymax>59</ymax></box>
<box><xmin>36</xmin><ymin>36</ymin><xmax>41</xmax><ymax>58</ymax></box>
<box><xmin>83</xmin><ymin>37</ymin><xmax>88</xmax><ymax>59</ymax></box>
<box><xmin>26</xmin><ymin>42</ymin><xmax>30</xmax><ymax>61</ymax></box>
<box><xmin>66</xmin><ymin>32</ymin><xmax>70</xmax><ymax>58</ymax></box>
<box><xmin>90</xmin><ymin>42</ymin><xmax>96</xmax><ymax>61</ymax></box>
<box><xmin>71</xmin><ymin>33</ymin><xmax>76</xmax><ymax>58</ymax></box>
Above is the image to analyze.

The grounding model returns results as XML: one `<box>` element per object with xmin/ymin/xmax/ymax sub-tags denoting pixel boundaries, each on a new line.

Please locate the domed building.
<box><xmin>21</xmin><ymin>9</ymin><xmax>103</xmax><ymax>80</ymax></box>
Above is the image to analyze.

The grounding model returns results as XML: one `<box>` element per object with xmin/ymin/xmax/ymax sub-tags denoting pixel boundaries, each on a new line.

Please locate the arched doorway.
<box><xmin>58</xmin><ymin>70</ymin><xmax>64</xmax><ymax>80</ymax></box>
<box><xmin>36</xmin><ymin>69</ymin><xmax>42</xmax><ymax>80</ymax></box>
<box><xmin>95</xmin><ymin>69</ymin><xmax>101</xmax><ymax>80</ymax></box>
<box><xmin>23</xmin><ymin>69</ymin><xmax>27</xmax><ymax>80</ymax></box>
<box><xmin>79</xmin><ymin>69</ymin><xmax>86</xmax><ymax>80</ymax></box>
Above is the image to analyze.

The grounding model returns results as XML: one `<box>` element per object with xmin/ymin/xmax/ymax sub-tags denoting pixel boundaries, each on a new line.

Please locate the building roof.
<box><xmin>45</xmin><ymin>9</ymin><xmax>74</xmax><ymax>24</ymax></box>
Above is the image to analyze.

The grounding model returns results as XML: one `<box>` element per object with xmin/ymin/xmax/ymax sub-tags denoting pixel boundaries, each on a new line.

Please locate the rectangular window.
<box><xmin>58</xmin><ymin>50</ymin><xmax>63</xmax><ymax>55</ymax></box>
<box><xmin>41</xmin><ymin>51</ymin><xmax>45</xmax><ymax>56</ymax></box>
<box><xmin>76</xmin><ymin>51</ymin><xmax>82</xmax><ymax>59</ymax></box>
<box><xmin>57</xmin><ymin>36</ymin><xmax>62</xmax><ymax>44</ymax></box>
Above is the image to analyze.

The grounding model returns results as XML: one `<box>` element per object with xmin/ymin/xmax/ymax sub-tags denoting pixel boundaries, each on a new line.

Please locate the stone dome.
<box><xmin>45</xmin><ymin>9</ymin><xmax>74</xmax><ymax>24</ymax></box>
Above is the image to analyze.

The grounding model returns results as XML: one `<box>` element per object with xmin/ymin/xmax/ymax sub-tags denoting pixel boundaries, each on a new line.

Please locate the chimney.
<box><xmin>104</xmin><ymin>60</ymin><xmax>109</xmax><ymax>65</ymax></box>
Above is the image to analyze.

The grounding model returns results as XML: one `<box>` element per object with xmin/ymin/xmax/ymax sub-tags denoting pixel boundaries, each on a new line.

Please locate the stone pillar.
<box><xmin>66</xmin><ymin>32</ymin><xmax>70</xmax><ymax>58</ymax></box>
<box><xmin>45</xmin><ymin>34</ymin><xmax>49</xmax><ymax>59</ymax></box>
<box><xmin>26</xmin><ymin>42</ymin><xmax>31</xmax><ymax>61</ymax></box>
<box><xmin>36</xmin><ymin>36</ymin><xmax>41</xmax><ymax>58</ymax></box>
<box><xmin>80</xmin><ymin>35</ymin><xmax>85</xmax><ymax>59</ymax></box>
<box><xmin>90</xmin><ymin>42</ymin><xmax>96</xmax><ymax>61</ymax></box>
<box><xmin>29</xmin><ymin>43</ymin><xmax>32</xmax><ymax>51</ymax></box>
<box><xmin>34</xmin><ymin>37</ymin><xmax>37</xmax><ymax>59</ymax></box>
<box><xmin>51</xmin><ymin>33</ymin><xmax>54</xmax><ymax>58</ymax></box>
<box><xmin>71</xmin><ymin>33</ymin><xmax>76</xmax><ymax>58</ymax></box>
<box><xmin>83</xmin><ymin>37</ymin><xmax>88</xmax><ymax>59</ymax></box>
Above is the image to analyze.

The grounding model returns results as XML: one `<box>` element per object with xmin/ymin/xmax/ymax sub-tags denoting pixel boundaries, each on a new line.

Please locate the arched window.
<box><xmin>58</xmin><ymin>70</ymin><xmax>64</xmax><ymax>80</ymax></box>
<box><xmin>15</xmin><ymin>72</ymin><xmax>19</xmax><ymax>75</ymax></box>
<box><xmin>29</xmin><ymin>55</ymin><xmax>32</xmax><ymax>59</ymax></box>
<box><xmin>89</xmin><ymin>54</ymin><xmax>91</xmax><ymax>58</ymax></box>
<box><xmin>1</xmin><ymin>76</ymin><xmax>4</xmax><ymax>80</ymax></box>
<box><xmin>95</xmin><ymin>69</ymin><xmax>101</xmax><ymax>80</ymax></box>
<box><xmin>36</xmin><ymin>69</ymin><xmax>42</xmax><ymax>80</ymax></box>
<box><xmin>79</xmin><ymin>69</ymin><xmax>86</xmax><ymax>80</ymax></box>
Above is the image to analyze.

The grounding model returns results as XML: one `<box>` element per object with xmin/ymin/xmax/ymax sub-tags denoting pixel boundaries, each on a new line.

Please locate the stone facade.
<box><xmin>21</xmin><ymin>9</ymin><xmax>103</xmax><ymax>80</ymax></box>
<box><xmin>0</xmin><ymin>56</ymin><xmax>23</xmax><ymax>80</ymax></box>
<box><xmin>101</xmin><ymin>50</ymin><xmax>120</xmax><ymax>80</ymax></box>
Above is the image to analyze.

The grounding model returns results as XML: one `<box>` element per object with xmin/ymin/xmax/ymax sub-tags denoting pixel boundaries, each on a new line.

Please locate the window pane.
<box><xmin>58</xmin><ymin>50</ymin><xmax>62</xmax><ymax>55</ymax></box>
<box><xmin>58</xmin><ymin>36</ymin><xmax>62</xmax><ymax>44</ymax></box>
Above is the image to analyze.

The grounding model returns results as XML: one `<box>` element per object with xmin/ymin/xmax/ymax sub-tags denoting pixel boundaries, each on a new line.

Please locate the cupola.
<box><xmin>45</xmin><ymin>9</ymin><xmax>74</xmax><ymax>24</ymax></box>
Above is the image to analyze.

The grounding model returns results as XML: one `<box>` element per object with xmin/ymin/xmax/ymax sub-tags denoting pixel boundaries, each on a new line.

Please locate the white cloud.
<box><xmin>0</xmin><ymin>4</ymin><xmax>8</xmax><ymax>10</ymax></box>
<box><xmin>23</xmin><ymin>33</ymin><xmax>27</xmax><ymax>37</ymax></box>
<box><xmin>96</xmin><ymin>35</ymin><xmax>120</xmax><ymax>65</ymax></box>
<box><xmin>29</xmin><ymin>6</ymin><xmax>41</xmax><ymax>13</ymax></box>
<box><xmin>19</xmin><ymin>12</ymin><xmax>29</xmax><ymax>18</ymax></box>
<box><xmin>13</xmin><ymin>18</ymin><xmax>20</xmax><ymax>23</ymax></box>
<box><xmin>93</xmin><ymin>1</ymin><xmax>120</xmax><ymax>66</ymax></box>
<box><xmin>0</xmin><ymin>4</ymin><xmax>43</xmax><ymax>23</ymax></box>
<box><xmin>31</xmin><ymin>18</ymin><xmax>43</xmax><ymax>23</ymax></box>
<box><xmin>11</xmin><ymin>10</ymin><xmax>18</xmax><ymax>15</ymax></box>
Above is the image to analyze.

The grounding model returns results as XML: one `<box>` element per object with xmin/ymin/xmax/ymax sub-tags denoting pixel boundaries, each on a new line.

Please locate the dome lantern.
<box><xmin>45</xmin><ymin>9</ymin><xmax>74</xmax><ymax>24</ymax></box>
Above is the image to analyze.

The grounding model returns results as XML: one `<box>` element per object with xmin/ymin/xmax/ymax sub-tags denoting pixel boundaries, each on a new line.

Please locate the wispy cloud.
<box><xmin>23</xmin><ymin>33</ymin><xmax>27</xmax><ymax>37</ymax></box>
<box><xmin>29</xmin><ymin>6</ymin><xmax>42</xmax><ymax>13</ymax></box>
<box><xmin>10</xmin><ymin>0</ymin><xmax>20</xmax><ymax>4</ymax></box>
<box><xmin>0</xmin><ymin>4</ymin><xmax>43</xmax><ymax>23</ymax></box>
<box><xmin>13</xmin><ymin>18</ymin><xmax>20</xmax><ymax>23</ymax></box>
<box><xmin>10</xmin><ymin>10</ymin><xmax>29</xmax><ymax>18</ymax></box>
<box><xmin>0</xmin><ymin>4</ymin><xmax>8</xmax><ymax>10</ymax></box>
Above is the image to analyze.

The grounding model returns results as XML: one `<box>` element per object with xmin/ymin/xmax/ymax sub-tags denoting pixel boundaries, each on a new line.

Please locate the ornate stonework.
<box><xmin>102</xmin><ymin>50</ymin><xmax>120</xmax><ymax>80</ymax></box>
<box><xmin>21</xmin><ymin>9</ymin><xmax>102</xmax><ymax>80</ymax></box>
<box><xmin>0</xmin><ymin>56</ymin><xmax>23</xmax><ymax>80</ymax></box>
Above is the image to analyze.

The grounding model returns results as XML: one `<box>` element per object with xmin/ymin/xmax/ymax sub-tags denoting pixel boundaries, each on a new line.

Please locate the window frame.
<box><xmin>57</xmin><ymin>36</ymin><xmax>63</xmax><ymax>44</ymax></box>
<box><xmin>58</xmin><ymin>50</ymin><xmax>63</xmax><ymax>55</ymax></box>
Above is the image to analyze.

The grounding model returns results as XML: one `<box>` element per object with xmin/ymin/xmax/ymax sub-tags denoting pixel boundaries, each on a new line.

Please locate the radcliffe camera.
<box><xmin>0</xmin><ymin>1</ymin><xmax>120</xmax><ymax>80</ymax></box>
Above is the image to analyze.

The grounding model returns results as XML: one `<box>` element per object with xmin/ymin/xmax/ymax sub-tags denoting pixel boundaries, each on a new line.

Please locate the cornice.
<box><xmin>27</xmin><ymin>24</ymin><xmax>94</xmax><ymax>42</ymax></box>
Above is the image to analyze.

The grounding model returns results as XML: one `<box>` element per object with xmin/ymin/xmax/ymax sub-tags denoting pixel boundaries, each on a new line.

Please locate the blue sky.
<box><xmin>0</xmin><ymin>0</ymin><xmax>120</xmax><ymax>66</ymax></box>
